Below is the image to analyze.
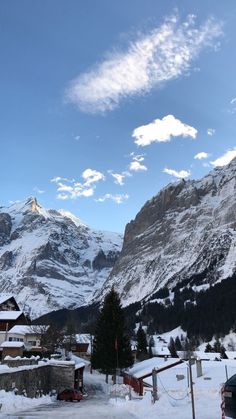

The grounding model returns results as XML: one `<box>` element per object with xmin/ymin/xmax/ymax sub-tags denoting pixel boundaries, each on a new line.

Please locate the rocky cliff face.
<box><xmin>0</xmin><ymin>198</ymin><xmax>122</xmax><ymax>318</ymax></box>
<box><xmin>100</xmin><ymin>157</ymin><xmax>236</xmax><ymax>306</ymax></box>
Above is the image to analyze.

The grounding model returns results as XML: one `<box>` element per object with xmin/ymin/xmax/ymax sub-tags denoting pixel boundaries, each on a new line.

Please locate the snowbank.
<box><xmin>0</xmin><ymin>390</ymin><xmax>54</xmax><ymax>414</ymax></box>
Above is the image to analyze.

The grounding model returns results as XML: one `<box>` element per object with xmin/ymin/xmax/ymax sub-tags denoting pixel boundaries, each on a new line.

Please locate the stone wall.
<box><xmin>0</xmin><ymin>362</ymin><xmax>75</xmax><ymax>397</ymax></box>
<box><xmin>3</xmin><ymin>357</ymin><xmax>39</xmax><ymax>368</ymax></box>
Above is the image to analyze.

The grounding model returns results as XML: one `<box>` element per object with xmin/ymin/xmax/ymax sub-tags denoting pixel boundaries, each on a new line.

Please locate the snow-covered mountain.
<box><xmin>0</xmin><ymin>198</ymin><xmax>122</xmax><ymax>318</ymax></box>
<box><xmin>100</xmin><ymin>157</ymin><xmax>236</xmax><ymax>305</ymax></box>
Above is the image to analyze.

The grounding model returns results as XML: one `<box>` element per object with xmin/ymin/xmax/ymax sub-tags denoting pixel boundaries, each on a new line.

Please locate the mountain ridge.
<box><xmin>99</xmin><ymin>157</ymin><xmax>236</xmax><ymax>305</ymax></box>
<box><xmin>0</xmin><ymin>197</ymin><xmax>122</xmax><ymax>318</ymax></box>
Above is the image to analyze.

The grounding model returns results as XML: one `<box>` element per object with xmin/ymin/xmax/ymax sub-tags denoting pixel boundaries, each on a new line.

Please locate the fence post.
<box><xmin>189</xmin><ymin>359</ymin><xmax>196</xmax><ymax>419</ymax></box>
<box><xmin>152</xmin><ymin>368</ymin><xmax>158</xmax><ymax>403</ymax></box>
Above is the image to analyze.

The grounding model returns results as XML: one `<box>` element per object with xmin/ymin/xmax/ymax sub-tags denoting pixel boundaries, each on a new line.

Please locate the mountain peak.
<box><xmin>0</xmin><ymin>198</ymin><xmax>122</xmax><ymax>318</ymax></box>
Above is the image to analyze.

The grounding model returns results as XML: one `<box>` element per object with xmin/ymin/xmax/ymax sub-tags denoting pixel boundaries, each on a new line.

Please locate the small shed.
<box><xmin>124</xmin><ymin>357</ymin><xmax>183</xmax><ymax>396</ymax></box>
<box><xmin>72</xmin><ymin>355</ymin><xmax>89</xmax><ymax>392</ymax></box>
<box><xmin>1</xmin><ymin>341</ymin><xmax>25</xmax><ymax>358</ymax></box>
<box><xmin>73</xmin><ymin>334</ymin><xmax>92</xmax><ymax>355</ymax></box>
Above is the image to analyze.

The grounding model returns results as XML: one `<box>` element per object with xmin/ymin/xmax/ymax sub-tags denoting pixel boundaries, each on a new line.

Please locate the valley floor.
<box><xmin>0</xmin><ymin>362</ymin><xmax>234</xmax><ymax>418</ymax></box>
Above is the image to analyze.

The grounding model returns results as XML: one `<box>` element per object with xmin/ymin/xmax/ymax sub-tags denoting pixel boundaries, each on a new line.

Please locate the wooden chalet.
<box><xmin>0</xmin><ymin>311</ymin><xmax>28</xmax><ymax>332</ymax></box>
<box><xmin>0</xmin><ymin>295</ymin><xmax>20</xmax><ymax>312</ymax></box>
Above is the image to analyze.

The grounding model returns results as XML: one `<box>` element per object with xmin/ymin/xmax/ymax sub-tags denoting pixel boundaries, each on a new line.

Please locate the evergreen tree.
<box><xmin>136</xmin><ymin>325</ymin><xmax>148</xmax><ymax>360</ymax></box>
<box><xmin>205</xmin><ymin>342</ymin><xmax>213</xmax><ymax>353</ymax></box>
<box><xmin>175</xmin><ymin>336</ymin><xmax>183</xmax><ymax>351</ymax></box>
<box><xmin>148</xmin><ymin>335</ymin><xmax>155</xmax><ymax>358</ymax></box>
<box><xmin>220</xmin><ymin>344</ymin><xmax>227</xmax><ymax>359</ymax></box>
<box><xmin>168</xmin><ymin>337</ymin><xmax>177</xmax><ymax>357</ymax></box>
<box><xmin>213</xmin><ymin>337</ymin><xmax>221</xmax><ymax>353</ymax></box>
<box><xmin>91</xmin><ymin>288</ymin><xmax>133</xmax><ymax>382</ymax></box>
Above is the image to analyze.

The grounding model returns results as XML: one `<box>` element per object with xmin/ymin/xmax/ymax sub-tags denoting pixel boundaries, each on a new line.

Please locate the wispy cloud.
<box><xmin>133</xmin><ymin>114</ymin><xmax>197</xmax><ymax>146</ymax></box>
<box><xmin>128</xmin><ymin>152</ymin><xmax>148</xmax><ymax>171</ymax></box>
<box><xmin>194</xmin><ymin>151</ymin><xmax>209</xmax><ymax>160</ymax></box>
<box><xmin>96</xmin><ymin>193</ymin><xmax>129</xmax><ymax>204</ymax></box>
<box><xmin>33</xmin><ymin>186</ymin><xmax>45</xmax><ymax>194</ymax></box>
<box><xmin>65</xmin><ymin>14</ymin><xmax>222</xmax><ymax>113</ymax></box>
<box><xmin>51</xmin><ymin>176</ymin><xmax>75</xmax><ymax>184</ymax></box>
<box><xmin>163</xmin><ymin>167</ymin><xmax>191</xmax><ymax>178</ymax></box>
<box><xmin>130</xmin><ymin>152</ymin><xmax>145</xmax><ymax>162</ymax></box>
<box><xmin>228</xmin><ymin>97</ymin><xmax>236</xmax><ymax>114</ymax></box>
<box><xmin>51</xmin><ymin>169</ymin><xmax>105</xmax><ymax>200</ymax></box>
<box><xmin>207</xmin><ymin>128</ymin><xmax>215</xmax><ymax>136</ymax></box>
<box><xmin>211</xmin><ymin>149</ymin><xmax>236</xmax><ymax>167</ymax></box>
<box><xmin>108</xmin><ymin>170</ymin><xmax>131</xmax><ymax>186</ymax></box>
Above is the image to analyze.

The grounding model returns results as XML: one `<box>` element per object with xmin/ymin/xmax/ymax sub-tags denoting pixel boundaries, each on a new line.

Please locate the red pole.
<box><xmin>221</xmin><ymin>385</ymin><xmax>225</xmax><ymax>419</ymax></box>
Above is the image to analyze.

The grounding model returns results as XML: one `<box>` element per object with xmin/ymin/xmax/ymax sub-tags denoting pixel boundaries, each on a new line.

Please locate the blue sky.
<box><xmin>1</xmin><ymin>0</ymin><xmax>236</xmax><ymax>233</ymax></box>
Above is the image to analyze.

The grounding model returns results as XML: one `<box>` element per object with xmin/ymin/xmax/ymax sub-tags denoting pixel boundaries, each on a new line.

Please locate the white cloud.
<box><xmin>33</xmin><ymin>187</ymin><xmax>45</xmax><ymax>194</ymax></box>
<box><xmin>130</xmin><ymin>152</ymin><xmax>145</xmax><ymax>162</ymax></box>
<box><xmin>108</xmin><ymin>171</ymin><xmax>131</xmax><ymax>186</ymax></box>
<box><xmin>51</xmin><ymin>176</ymin><xmax>74</xmax><ymax>184</ymax></box>
<box><xmin>133</xmin><ymin>114</ymin><xmax>197</xmax><ymax>146</ymax></box>
<box><xmin>52</xmin><ymin>168</ymin><xmax>104</xmax><ymax>200</ymax></box>
<box><xmin>207</xmin><ymin>128</ymin><xmax>215</xmax><ymax>136</ymax></box>
<box><xmin>96</xmin><ymin>193</ymin><xmax>129</xmax><ymax>204</ymax></box>
<box><xmin>163</xmin><ymin>167</ymin><xmax>191</xmax><ymax>178</ymax></box>
<box><xmin>230</xmin><ymin>98</ymin><xmax>236</xmax><ymax>105</ymax></box>
<box><xmin>194</xmin><ymin>152</ymin><xmax>209</xmax><ymax>160</ymax></box>
<box><xmin>82</xmin><ymin>168</ymin><xmax>105</xmax><ymax>186</ymax></box>
<box><xmin>56</xmin><ymin>193</ymin><xmax>69</xmax><ymax>200</ymax></box>
<box><xmin>129</xmin><ymin>161</ymin><xmax>147</xmax><ymax>171</ymax></box>
<box><xmin>211</xmin><ymin>149</ymin><xmax>236</xmax><ymax>167</ymax></box>
<box><xmin>65</xmin><ymin>15</ymin><xmax>222</xmax><ymax>113</ymax></box>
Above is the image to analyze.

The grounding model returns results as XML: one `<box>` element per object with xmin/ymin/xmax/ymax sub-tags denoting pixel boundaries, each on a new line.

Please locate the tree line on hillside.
<box><xmin>36</xmin><ymin>273</ymin><xmax>236</xmax><ymax>346</ymax></box>
<box><xmin>137</xmin><ymin>273</ymin><xmax>236</xmax><ymax>341</ymax></box>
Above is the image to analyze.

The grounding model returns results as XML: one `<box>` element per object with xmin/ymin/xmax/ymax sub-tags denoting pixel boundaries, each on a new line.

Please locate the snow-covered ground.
<box><xmin>0</xmin><ymin>361</ymin><xmax>234</xmax><ymax>418</ymax></box>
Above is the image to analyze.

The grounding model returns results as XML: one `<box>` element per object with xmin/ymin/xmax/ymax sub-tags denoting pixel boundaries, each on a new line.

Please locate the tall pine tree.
<box><xmin>136</xmin><ymin>324</ymin><xmax>148</xmax><ymax>360</ymax></box>
<box><xmin>91</xmin><ymin>288</ymin><xmax>133</xmax><ymax>382</ymax></box>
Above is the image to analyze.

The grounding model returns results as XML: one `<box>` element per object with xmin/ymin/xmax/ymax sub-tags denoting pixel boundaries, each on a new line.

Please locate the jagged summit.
<box><xmin>99</xmin><ymin>156</ymin><xmax>236</xmax><ymax>306</ymax></box>
<box><xmin>0</xmin><ymin>198</ymin><xmax>122</xmax><ymax>318</ymax></box>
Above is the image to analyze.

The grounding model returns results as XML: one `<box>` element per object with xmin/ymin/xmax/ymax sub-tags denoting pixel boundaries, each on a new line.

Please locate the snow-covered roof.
<box><xmin>0</xmin><ymin>295</ymin><xmax>15</xmax><ymax>305</ymax></box>
<box><xmin>125</xmin><ymin>357</ymin><xmax>182</xmax><ymax>379</ymax></box>
<box><xmin>9</xmin><ymin>325</ymin><xmax>48</xmax><ymax>335</ymax></box>
<box><xmin>71</xmin><ymin>354</ymin><xmax>90</xmax><ymax>369</ymax></box>
<box><xmin>75</xmin><ymin>334</ymin><xmax>91</xmax><ymax>344</ymax></box>
<box><xmin>0</xmin><ymin>311</ymin><xmax>23</xmax><ymax>320</ymax></box>
<box><xmin>193</xmin><ymin>351</ymin><xmax>221</xmax><ymax>360</ymax></box>
<box><xmin>225</xmin><ymin>351</ymin><xmax>236</xmax><ymax>360</ymax></box>
<box><xmin>152</xmin><ymin>346</ymin><xmax>170</xmax><ymax>356</ymax></box>
<box><xmin>177</xmin><ymin>351</ymin><xmax>221</xmax><ymax>361</ymax></box>
<box><xmin>1</xmin><ymin>341</ymin><xmax>24</xmax><ymax>348</ymax></box>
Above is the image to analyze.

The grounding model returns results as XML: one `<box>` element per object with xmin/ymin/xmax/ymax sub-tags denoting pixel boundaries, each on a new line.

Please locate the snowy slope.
<box><xmin>0</xmin><ymin>198</ymin><xmax>122</xmax><ymax>318</ymax></box>
<box><xmin>100</xmin><ymin>157</ymin><xmax>236</xmax><ymax>305</ymax></box>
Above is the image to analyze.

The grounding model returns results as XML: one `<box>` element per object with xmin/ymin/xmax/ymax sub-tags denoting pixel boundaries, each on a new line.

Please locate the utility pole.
<box><xmin>189</xmin><ymin>358</ymin><xmax>196</xmax><ymax>419</ymax></box>
<box><xmin>90</xmin><ymin>334</ymin><xmax>93</xmax><ymax>374</ymax></box>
